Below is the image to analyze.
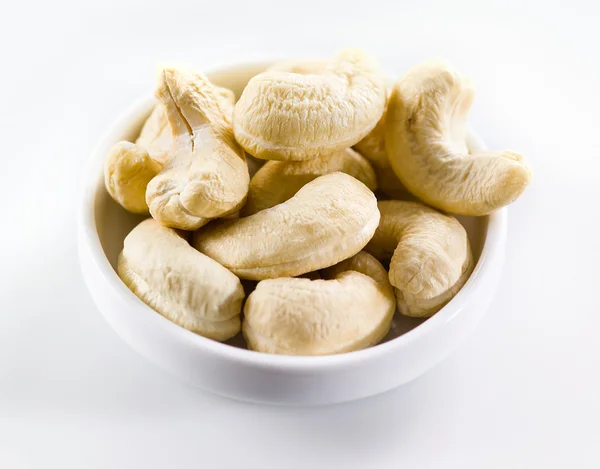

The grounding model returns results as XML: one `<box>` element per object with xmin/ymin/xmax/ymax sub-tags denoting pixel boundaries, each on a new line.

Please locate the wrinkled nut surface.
<box><xmin>104</xmin><ymin>141</ymin><xmax>162</xmax><ymax>214</ymax></box>
<box><xmin>243</xmin><ymin>252</ymin><xmax>395</xmax><ymax>355</ymax></box>
<box><xmin>145</xmin><ymin>67</ymin><xmax>249</xmax><ymax>230</ymax></box>
<box><xmin>118</xmin><ymin>218</ymin><xmax>244</xmax><ymax>341</ymax></box>
<box><xmin>386</xmin><ymin>61</ymin><xmax>531</xmax><ymax>216</ymax></box>
<box><xmin>243</xmin><ymin>148</ymin><xmax>377</xmax><ymax>216</ymax></box>
<box><xmin>193</xmin><ymin>172</ymin><xmax>380</xmax><ymax>280</ymax></box>
<box><xmin>366</xmin><ymin>200</ymin><xmax>473</xmax><ymax>317</ymax></box>
<box><xmin>233</xmin><ymin>48</ymin><xmax>387</xmax><ymax>161</ymax></box>
<box><xmin>372</xmin><ymin>128</ymin><xmax>490</xmax><ymax>201</ymax></box>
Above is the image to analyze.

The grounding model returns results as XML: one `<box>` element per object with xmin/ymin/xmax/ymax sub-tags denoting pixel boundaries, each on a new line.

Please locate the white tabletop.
<box><xmin>1</xmin><ymin>1</ymin><xmax>599</xmax><ymax>467</ymax></box>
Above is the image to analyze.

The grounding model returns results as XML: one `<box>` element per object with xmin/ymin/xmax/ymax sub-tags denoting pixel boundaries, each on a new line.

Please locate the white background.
<box><xmin>1</xmin><ymin>1</ymin><xmax>599</xmax><ymax>467</ymax></box>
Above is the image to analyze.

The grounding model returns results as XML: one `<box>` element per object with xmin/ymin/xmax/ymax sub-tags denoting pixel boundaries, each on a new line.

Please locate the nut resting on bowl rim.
<box><xmin>78</xmin><ymin>59</ymin><xmax>508</xmax><ymax>406</ymax></box>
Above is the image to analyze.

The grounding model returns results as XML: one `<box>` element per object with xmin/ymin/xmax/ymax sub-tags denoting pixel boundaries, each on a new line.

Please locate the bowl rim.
<box><xmin>78</xmin><ymin>59</ymin><xmax>507</xmax><ymax>372</ymax></box>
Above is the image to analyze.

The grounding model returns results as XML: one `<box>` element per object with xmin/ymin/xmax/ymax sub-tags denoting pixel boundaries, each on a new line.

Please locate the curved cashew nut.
<box><xmin>118</xmin><ymin>218</ymin><xmax>244</xmax><ymax>341</ymax></box>
<box><xmin>242</xmin><ymin>148</ymin><xmax>377</xmax><ymax>216</ymax></box>
<box><xmin>361</xmin><ymin>123</ymin><xmax>491</xmax><ymax>201</ymax></box>
<box><xmin>365</xmin><ymin>200</ymin><xmax>473</xmax><ymax>317</ymax></box>
<box><xmin>386</xmin><ymin>61</ymin><xmax>531</xmax><ymax>216</ymax></box>
<box><xmin>243</xmin><ymin>252</ymin><xmax>395</xmax><ymax>355</ymax></box>
<box><xmin>104</xmin><ymin>141</ymin><xmax>161</xmax><ymax>214</ymax></box>
<box><xmin>193</xmin><ymin>172</ymin><xmax>380</xmax><ymax>280</ymax></box>
<box><xmin>233</xmin><ymin>48</ymin><xmax>387</xmax><ymax>161</ymax></box>
<box><xmin>145</xmin><ymin>67</ymin><xmax>248</xmax><ymax>230</ymax></box>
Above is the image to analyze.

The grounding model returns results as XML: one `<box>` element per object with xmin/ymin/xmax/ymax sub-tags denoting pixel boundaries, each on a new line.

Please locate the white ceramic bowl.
<box><xmin>78</xmin><ymin>61</ymin><xmax>507</xmax><ymax>406</ymax></box>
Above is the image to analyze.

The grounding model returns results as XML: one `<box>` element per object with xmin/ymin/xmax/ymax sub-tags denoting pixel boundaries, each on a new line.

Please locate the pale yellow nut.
<box><xmin>351</xmin><ymin>92</ymin><xmax>412</xmax><ymax>198</ymax></box>
<box><xmin>386</xmin><ymin>61</ymin><xmax>532</xmax><ymax>216</ymax></box>
<box><xmin>243</xmin><ymin>252</ymin><xmax>395</xmax><ymax>356</ymax></box>
<box><xmin>242</xmin><ymin>148</ymin><xmax>377</xmax><ymax>216</ymax></box>
<box><xmin>118</xmin><ymin>218</ymin><xmax>244</xmax><ymax>341</ymax></box>
<box><xmin>104</xmin><ymin>141</ymin><xmax>161</xmax><ymax>214</ymax></box>
<box><xmin>136</xmin><ymin>86</ymin><xmax>235</xmax><ymax>165</ymax></box>
<box><xmin>354</xmin><ymin>102</ymin><xmax>389</xmax><ymax>168</ymax></box>
<box><xmin>146</xmin><ymin>67</ymin><xmax>249</xmax><ymax>231</ymax></box>
<box><xmin>193</xmin><ymin>172</ymin><xmax>380</xmax><ymax>280</ymax></box>
<box><xmin>365</xmin><ymin>200</ymin><xmax>473</xmax><ymax>318</ymax></box>
<box><xmin>369</xmin><ymin>128</ymin><xmax>489</xmax><ymax>201</ymax></box>
<box><xmin>233</xmin><ymin>48</ymin><xmax>387</xmax><ymax>161</ymax></box>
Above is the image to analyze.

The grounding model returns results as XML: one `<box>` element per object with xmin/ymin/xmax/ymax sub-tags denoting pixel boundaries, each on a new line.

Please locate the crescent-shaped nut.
<box><xmin>385</xmin><ymin>61</ymin><xmax>532</xmax><ymax>216</ymax></box>
<box><xmin>365</xmin><ymin>200</ymin><xmax>473</xmax><ymax>317</ymax></box>
<box><xmin>243</xmin><ymin>252</ymin><xmax>395</xmax><ymax>356</ymax></box>
<box><xmin>193</xmin><ymin>172</ymin><xmax>380</xmax><ymax>280</ymax></box>
<box><xmin>104</xmin><ymin>141</ymin><xmax>162</xmax><ymax>214</ymax></box>
<box><xmin>242</xmin><ymin>148</ymin><xmax>377</xmax><ymax>216</ymax></box>
<box><xmin>233</xmin><ymin>48</ymin><xmax>387</xmax><ymax>161</ymax></box>
<box><xmin>370</xmin><ymin>128</ymin><xmax>490</xmax><ymax>201</ymax></box>
<box><xmin>136</xmin><ymin>86</ymin><xmax>236</xmax><ymax>166</ymax></box>
<box><xmin>117</xmin><ymin>218</ymin><xmax>244</xmax><ymax>341</ymax></box>
<box><xmin>145</xmin><ymin>67</ymin><xmax>249</xmax><ymax>231</ymax></box>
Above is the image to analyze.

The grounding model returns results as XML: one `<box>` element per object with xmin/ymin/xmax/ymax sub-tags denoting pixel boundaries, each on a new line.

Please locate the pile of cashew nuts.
<box><xmin>105</xmin><ymin>49</ymin><xmax>531</xmax><ymax>356</ymax></box>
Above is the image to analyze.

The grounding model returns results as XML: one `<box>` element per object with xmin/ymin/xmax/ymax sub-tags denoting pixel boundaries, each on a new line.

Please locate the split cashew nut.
<box><xmin>193</xmin><ymin>172</ymin><xmax>380</xmax><ymax>280</ymax></box>
<box><xmin>243</xmin><ymin>252</ymin><xmax>395</xmax><ymax>355</ymax></box>
<box><xmin>145</xmin><ymin>67</ymin><xmax>248</xmax><ymax>230</ymax></box>
<box><xmin>136</xmin><ymin>85</ymin><xmax>236</xmax><ymax>165</ymax></box>
<box><xmin>118</xmin><ymin>218</ymin><xmax>244</xmax><ymax>341</ymax></box>
<box><xmin>233</xmin><ymin>48</ymin><xmax>387</xmax><ymax>161</ymax></box>
<box><xmin>366</xmin><ymin>200</ymin><xmax>473</xmax><ymax>317</ymax></box>
<box><xmin>386</xmin><ymin>61</ymin><xmax>531</xmax><ymax>215</ymax></box>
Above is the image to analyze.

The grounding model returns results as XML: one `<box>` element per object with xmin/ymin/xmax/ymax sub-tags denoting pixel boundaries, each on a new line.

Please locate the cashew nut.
<box><xmin>104</xmin><ymin>141</ymin><xmax>162</xmax><ymax>214</ymax></box>
<box><xmin>365</xmin><ymin>200</ymin><xmax>473</xmax><ymax>317</ymax></box>
<box><xmin>243</xmin><ymin>252</ymin><xmax>395</xmax><ymax>355</ymax></box>
<box><xmin>354</xmin><ymin>102</ymin><xmax>389</xmax><ymax>168</ymax></box>
<box><xmin>233</xmin><ymin>48</ymin><xmax>387</xmax><ymax>161</ymax></box>
<box><xmin>193</xmin><ymin>172</ymin><xmax>380</xmax><ymax>280</ymax></box>
<box><xmin>136</xmin><ymin>86</ymin><xmax>236</xmax><ymax>166</ymax></box>
<box><xmin>242</xmin><ymin>148</ymin><xmax>377</xmax><ymax>216</ymax></box>
<box><xmin>362</xmin><ymin>122</ymin><xmax>491</xmax><ymax>201</ymax></box>
<box><xmin>351</xmin><ymin>93</ymin><xmax>414</xmax><ymax>200</ymax></box>
<box><xmin>386</xmin><ymin>61</ymin><xmax>531</xmax><ymax>215</ymax></box>
<box><xmin>145</xmin><ymin>67</ymin><xmax>249</xmax><ymax>230</ymax></box>
<box><xmin>118</xmin><ymin>218</ymin><xmax>244</xmax><ymax>341</ymax></box>
<box><xmin>135</xmin><ymin>106</ymin><xmax>172</xmax><ymax>165</ymax></box>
